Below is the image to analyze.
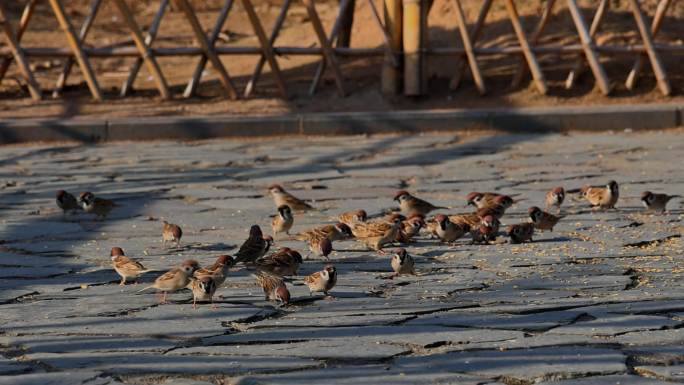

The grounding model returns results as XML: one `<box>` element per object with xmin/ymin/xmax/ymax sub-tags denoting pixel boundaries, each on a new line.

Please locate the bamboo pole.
<box><xmin>53</xmin><ymin>0</ymin><xmax>102</xmax><ymax>99</ymax></box>
<box><xmin>451</xmin><ymin>0</ymin><xmax>485</xmax><ymax>94</ymax></box>
<box><xmin>174</xmin><ymin>0</ymin><xmax>238</xmax><ymax>99</ymax></box>
<box><xmin>303</xmin><ymin>0</ymin><xmax>346</xmax><ymax>96</ymax></box>
<box><xmin>402</xmin><ymin>0</ymin><xmax>421</xmax><ymax>95</ymax></box>
<box><xmin>183</xmin><ymin>0</ymin><xmax>234</xmax><ymax>98</ymax></box>
<box><xmin>504</xmin><ymin>0</ymin><xmax>547</xmax><ymax>94</ymax></box>
<box><xmin>449</xmin><ymin>0</ymin><xmax>492</xmax><ymax>90</ymax></box>
<box><xmin>120</xmin><ymin>0</ymin><xmax>168</xmax><ymax>97</ymax></box>
<box><xmin>628</xmin><ymin>0</ymin><xmax>670</xmax><ymax>96</ymax></box>
<box><xmin>0</xmin><ymin>0</ymin><xmax>37</xmax><ymax>84</ymax></box>
<box><xmin>0</xmin><ymin>2</ymin><xmax>41</xmax><ymax>101</ymax></box>
<box><xmin>241</xmin><ymin>0</ymin><xmax>288</xmax><ymax>98</ymax></box>
<box><xmin>625</xmin><ymin>0</ymin><xmax>670</xmax><ymax>90</ymax></box>
<box><xmin>381</xmin><ymin>0</ymin><xmax>402</xmax><ymax>95</ymax></box>
<box><xmin>565</xmin><ymin>0</ymin><xmax>608</xmax><ymax>90</ymax></box>
<box><xmin>510</xmin><ymin>0</ymin><xmax>556</xmax><ymax>89</ymax></box>
<box><xmin>244</xmin><ymin>0</ymin><xmax>291</xmax><ymax>98</ymax></box>
<box><xmin>338</xmin><ymin>0</ymin><xmax>356</xmax><ymax>48</ymax></box>
<box><xmin>48</xmin><ymin>0</ymin><xmax>103</xmax><ymax>101</ymax></box>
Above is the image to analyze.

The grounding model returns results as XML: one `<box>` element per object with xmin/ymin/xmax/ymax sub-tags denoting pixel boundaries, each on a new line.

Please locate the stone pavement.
<box><xmin>0</xmin><ymin>130</ymin><xmax>682</xmax><ymax>385</ymax></box>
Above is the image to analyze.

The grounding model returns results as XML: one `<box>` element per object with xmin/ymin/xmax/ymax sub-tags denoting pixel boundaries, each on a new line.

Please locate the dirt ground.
<box><xmin>0</xmin><ymin>0</ymin><xmax>683</xmax><ymax>120</ymax></box>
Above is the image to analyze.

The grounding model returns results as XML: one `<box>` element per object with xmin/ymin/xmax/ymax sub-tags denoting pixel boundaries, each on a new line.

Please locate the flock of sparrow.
<box><xmin>54</xmin><ymin>183</ymin><xmax>679</xmax><ymax>309</ymax></box>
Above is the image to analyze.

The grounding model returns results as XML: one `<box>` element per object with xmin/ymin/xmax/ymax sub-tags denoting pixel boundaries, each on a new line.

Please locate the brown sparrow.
<box><xmin>394</xmin><ymin>190</ymin><xmax>446</xmax><ymax>216</ymax></box>
<box><xmin>391</xmin><ymin>248</ymin><xmax>415</xmax><ymax>277</ymax></box>
<box><xmin>110</xmin><ymin>247</ymin><xmax>153</xmax><ymax>285</ymax></box>
<box><xmin>338</xmin><ymin>209</ymin><xmax>367</xmax><ymax>227</ymax></box>
<box><xmin>271</xmin><ymin>205</ymin><xmax>293</xmax><ymax>237</ymax></box>
<box><xmin>476</xmin><ymin>204</ymin><xmax>506</xmax><ymax>220</ymax></box>
<box><xmin>528</xmin><ymin>206</ymin><xmax>560</xmax><ymax>232</ymax></box>
<box><xmin>255</xmin><ymin>247</ymin><xmax>303</xmax><ymax>276</ymax></box>
<box><xmin>268</xmin><ymin>184</ymin><xmax>313</xmax><ymax>211</ymax></box>
<box><xmin>189</xmin><ymin>275</ymin><xmax>217</xmax><ymax>309</ymax></box>
<box><xmin>583</xmin><ymin>180</ymin><xmax>619</xmax><ymax>209</ymax></box>
<box><xmin>234</xmin><ymin>225</ymin><xmax>273</xmax><ymax>264</ymax></box>
<box><xmin>304</xmin><ymin>265</ymin><xmax>337</xmax><ymax>296</ymax></box>
<box><xmin>253</xmin><ymin>271</ymin><xmax>290</xmax><ymax>304</ymax></box>
<box><xmin>308</xmin><ymin>235</ymin><xmax>333</xmax><ymax>260</ymax></box>
<box><xmin>448</xmin><ymin>213</ymin><xmax>482</xmax><ymax>229</ymax></box>
<box><xmin>641</xmin><ymin>191</ymin><xmax>678</xmax><ymax>213</ymax></box>
<box><xmin>433</xmin><ymin>214</ymin><xmax>470</xmax><ymax>243</ymax></box>
<box><xmin>507</xmin><ymin>223</ymin><xmax>534</xmax><ymax>244</ymax></box>
<box><xmin>466</xmin><ymin>192</ymin><xmax>504</xmax><ymax>209</ymax></box>
<box><xmin>545</xmin><ymin>187</ymin><xmax>565</xmax><ymax>213</ymax></box>
<box><xmin>139</xmin><ymin>260</ymin><xmax>199</xmax><ymax>303</ymax></box>
<box><xmin>78</xmin><ymin>192</ymin><xmax>116</xmax><ymax>220</ymax></box>
<box><xmin>194</xmin><ymin>255</ymin><xmax>234</xmax><ymax>287</ymax></box>
<box><xmin>162</xmin><ymin>220</ymin><xmax>183</xmax><ymax>248</ymax></box>
<box><xmin>471</xmin><ymin>215</ymin><xmax>500</xmax><ymax>244</ymax></box>
<box><xmin>56</xmin><ymin>190</ymin><xmax>80</xmax><ymax>215</ymax></box>
<box><xmin>397</xmin><ymin>215</ymin><xmax>425</xmax><ymax>243</ymax></box>
<box><xmin>297</xmin><ymin>223</ymin><xmax>353</xmax><ymax>242</ymax></box>
<box><xmin>353</xmin><ymin>214</ymin><xmax>403</xmax><ymax>252</ymax></box>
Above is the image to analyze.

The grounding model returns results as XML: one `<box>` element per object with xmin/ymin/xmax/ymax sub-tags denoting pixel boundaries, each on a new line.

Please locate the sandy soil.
<box><xmin>0</xmin><ymin>0</ymin><xmax>683</xmax><ymax>120</ymax></box>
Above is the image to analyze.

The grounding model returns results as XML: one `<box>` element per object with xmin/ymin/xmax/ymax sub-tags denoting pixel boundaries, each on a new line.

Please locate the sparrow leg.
<box><xmin>176</xmin><ymin>240</ymin><xmax>181</xmax><ymax>249</ymax></box>
<box><xmin>161</xmin><ymin>292</ymin><xmax>167</xmax><ymax>304</ymax></box>
<box><xmin>376</xmin><ymin>249</ymin><xmax>387</xmax><ymax>255</ymax></box>
<box><xmin>119</xmin><ymin>277</ymin><xmax>126</xmax><ymax>286</ymax></box>
<box><xmin>192</xmin><ymin>298</ymin><xmax>197</xmax><ymax>310</ymax></box>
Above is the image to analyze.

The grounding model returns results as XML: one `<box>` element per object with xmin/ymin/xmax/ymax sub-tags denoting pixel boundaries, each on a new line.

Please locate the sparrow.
<box><xmin>296</xmin><ymin>223</ymin><xmax>353</xmax><ymax>242</ymax></box>
<box><xmin>255</xmin><ymin>247</ymin><xmax>303</xmax><ymax>276</ymax></box>
<box><xmin>189</xmin><ymin>275</ymin><xmax>217</xmax><ymax>309</ymax></box>
<box><xmin>397</xmin><ymin>215</ymin><xmax>425</xmax><ymax>243</ymax></box>
<box><xmin>545</xmin><ymin>186</ymin><xmax>565</xmax><ymax>213</ymax></box>
<box><xmin>268</xmin><ymin>184</ymin><xmax>313</xmax><ymax>211</ymax></box>
<box><xmin>303</xmin><ymin>265</ymin><xmax>337</xmax><ymax>297</ymax></box>
<box><xmin>139</xmin><ymin>260</ymin><xmax>199</xmax><ymax>303</ymax></box>
<box><xmin>471</xmin><ymin>215</ymin><xmax>500</xmax><ymax>244</ymax></box>
<box><xmin>193</xmin><ymin>254</ymin><xmax>234</xmax><ymax>287</ymax></box>
<box><xmin>56</xmin><ymin>190</ymin><xmax>80</xmax><ymax>216</ymax></box>
<box><xmin>466</xmin><ymin>192</ymin><xmax>504</xmax><ymax>209</ymax></box>
<box><xmin>353</xmin><ymin>214</ymin><xmax>403</xmax><ymax>252</ymax></box>
<box><xmin>491</xmin><ymin>195</ymin><xmax>514</xmax><ymax>210</ymax></box>
<box><xmin>528</xmin><ymin>206</ymin><xmax>561</xmax><ymax>232</ymax></box>
<box><xmin>394</xmin><ymin>190</ymin><xmax>446</xmax><ymax>216</ymax></box>
<box><xmin>162</xmin><ymin>220</ymin><xmax>183</xmax><ymax>248</ymax></box>
<box><xmin>582</xmin><ymin>180</ymin><xmax>619</xmax><ymax>209</ymax></box>
<box><xmin>338</xmin><ymin>209</ymin><xmax>367</xmax><ymax>227</ymax></box>
<box><xmin>271</xmin><ymin>205</ymin><xmax>294</xmax><ymax>237</ymax></box>
<box><xmin>253</xmin><ymin>270</ymin><xmax>290</xmax><ymax>304</ymax></box>
<box><xmin>475</xmin><ymin>204</ymin><xmax>506</xmax><ymax>220</ymax></box>
<box><xmin>448</xmin><ymin>213</ymin><xmax>482</xmax><ymax>229</ymax></box>
<box><xmin>110</xmin><ymin>247</ymin><xmax>153</xmax><ymax>285</ymax></box>
<box><xmin>433</xmin><ymin>214</ymin><xmax>470</xmax><ymax>243</ymax></box>
<box><xmin>507</xmin><ymin>223</ymin><xmax>535</xmax><ymax>244</ymax></box>
<box><xmin>308</xmin><ymin>235</ymin><xmax>333</xmax><ymax>260</ymax></box>
<box><xmin>641</xmin><ymin>191</ymin><xmax>679</xmax><ymax>213</ymax></box>
<box><xmin>390</xmin><ymin>248</ymin><xmax>415</xmax><ymax>277</ymax></box>
<box><xmin>78</xmin><ymin>192</ymin><xmax>117</xmax><ymax>220</ymax></box>
<box><xmin>234</xmin><ymin>225</ymin><xmax>273</xmax><ymax>264</ymax></box>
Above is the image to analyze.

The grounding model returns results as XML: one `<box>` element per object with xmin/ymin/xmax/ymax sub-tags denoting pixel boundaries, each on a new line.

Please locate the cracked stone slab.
<box><xmin>537</xmin><ymin>375</ymin><xmax>673</xmax><ymax>385</ymax></box>
<box><xmin>0</xmin><ymin>372</ymin><xmax>121</xmax><ymax>385</ymax></box>
<box><xmin>406</xmin><ymin>309</ymin><xmax>587</xmax><ymax>331</ymax></box>
<box><xmin>548</xmin><ymin>314</ymin><xmax>681</xmax><ymax>336</ymax></box>
<box><xmin>0</xmin><ymin>357</ymin><xmax>32</xmax><ymax>375</ymax></box>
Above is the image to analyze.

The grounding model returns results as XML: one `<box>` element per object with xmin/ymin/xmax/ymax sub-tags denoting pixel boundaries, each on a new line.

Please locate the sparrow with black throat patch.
<box><xmin>193</xmin><ymin>255</ymin><xmax>234</xmax><ymax>287</ymax></box>
<box><xmin>433</xmin><ymin>214</ymin><xmax>470</xmax><ymax>243</ymax></box>
<box><xmin>304</xmin><ymin>265</ymin><xmax>337</xmax><ymax>297</ymax></box>
<box><xmin>397</xmin><ymin>215</ymin><xmax>425</xmax><ymax>243</ymax></box>
<box><xmin>271</xmin><ymin>205</ymin><xmax>294</xmax><ymax>237</ymax></box>
<box><xmin>466</xmin><ymin>192</ymin><xmax>505</xmax><ymax>209</ymax></box>
<box><xmin>507</xmin><ymin>223</ymin><xmax>535</xmax><ymax>244</ymax></box>
<box><xmin>471</xmin><ymin>215</ymin><xmax>500</xmax><ymax>244</ymax></box>
<box><xmin>78</xmin><ymin>192</ymin><xmax>117</xmax><ymax>220</ymax></box>
<box><xmin>352</xmin><ymin>214</ymin><xmax>403</xmax><ymax>253</ymax></box>
<box><xmin>338</xmin><ymin>209</ymin><xmax>367</xmax><ymax>227</ymax></box>
<box><xmin>582</xmin><ymin>180</ymin><xmax>619</xmax><ymax>209</ymax></box>
<box><xmin>308</xmin><ymin>235</ymin><xmax>333</xmax><ymax>260</ymax></box>
<box><xmin>391</xmin><ymin>248</ymin><xmax>415</xmax><ymax>277</ymax></box>
<box><xmin>189</xmin><ymin>275</ymin><xmax>217</xmax><ymax>309</ymax></box>
<box><xmin>268</xmin><ymin>184</ymin><xmax>314</xmax><ymax>211</ymax></box>
<box><xmin>255</xmin><ymin>247</ymin><xmax>303</xmax><ymax>276</ymax></box>
<box><xmin>296</xmin><ymin>223</ymin><xmax>353</xmax><ymax>242</ymax></box>
<box><xmin>394</xmin><ymin>190</ymin><xmax>446</xmax><ymax>216</ymax></box>
<box><xmin>528</xmin><ymin>206</ymin><xmax>561</xmax><ymax>232</ymax></box>
<box><xmin>546</xmin><ymin>187</ymin><xmax>565</xmax><ymax>213</ymax></box>
<box><xmin>641</xmin><ymin>191</ymin><xmax>679</xmax><ymax>213</ymax></box>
